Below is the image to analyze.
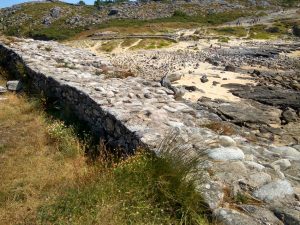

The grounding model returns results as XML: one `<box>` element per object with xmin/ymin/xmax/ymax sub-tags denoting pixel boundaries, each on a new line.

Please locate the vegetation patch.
<box><xmin>38</xmin><ymin>147</ymin><xmax>209</xmax><ymax>225</ymax></box>
<box><xmin>212</xmin><ymin>27</ymin><xmax>247</xmax><ymax>37</ymax></box>
<box><xmin>98</xmin><ymin>40</ymin><xmax>121</xmax><ymax>52</ymax></box>
<box><xmin>0</xmin><ymin>92</ymin><xmax>86</xmax><ymax>224</ymax></box>
<box><xmin>130</xmin><ymin>38</ymin><xmax>173</xmax><ymax>50</ymax></box>
<box><xmin>248</xmin><ymin>25</ymin><xmax>275</xmax><ymax>39</ymax></box>
<box><xmin>218</xmin><ymin>36</ymin><xmax>230</xmax><ymax>43</ymax></box>
<box><xmin>121</xmin><ymin>38</ymin><xmax>139</xmax><ymax>48</ymax></box>
<box><xmin>28</xmin><ymin>26</ymin><xmax>85</xmax><ymax>41</ymax></box>
<box><xmin>203</xmin><ymin>122</ymin><xmax>236</xmax><ymax>136</ymax></box>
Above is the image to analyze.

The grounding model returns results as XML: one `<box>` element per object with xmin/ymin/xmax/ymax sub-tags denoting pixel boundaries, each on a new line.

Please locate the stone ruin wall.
<box><xmin>0</xmin><ymin>44</ymin><xmax>142</xmax><ymax>153</ymax></box>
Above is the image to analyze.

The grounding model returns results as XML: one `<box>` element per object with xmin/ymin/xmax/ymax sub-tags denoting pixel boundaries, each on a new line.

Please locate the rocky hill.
<box><xmin>0</xmin><ymin>0</ymin><xmax>296</xmax><ymax>40</ymax></box>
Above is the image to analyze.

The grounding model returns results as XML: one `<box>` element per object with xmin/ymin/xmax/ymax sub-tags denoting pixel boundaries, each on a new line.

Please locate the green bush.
<box><xmin>28</xmin><ymin>27</ymin><xmax>84</xmax><ymax>41</ymax></box>
<box><xmin>213</xmin><ymin>27</ymin><xmax>247</xmax><ymax>37</ymax></box>
<box><xmin>47</xmin><ymin>121</ymin><xmax>80</xmax><ymax>158</ymax></box>
<box><xmin>266</xmin><ymin>26</ymin><xmax>280</xmax><ymax>33</ymax></box>
<box><xmin>173</xmin><ymin>10</ymin><xmax>188</xmax><ymax>18</ymax></box>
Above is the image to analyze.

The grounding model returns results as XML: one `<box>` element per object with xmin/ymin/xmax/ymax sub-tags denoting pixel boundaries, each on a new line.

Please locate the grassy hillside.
<box><xmin>0</xmin><ymin>1</ymin><xmax>280</xmax><ymax>41</ymax></box>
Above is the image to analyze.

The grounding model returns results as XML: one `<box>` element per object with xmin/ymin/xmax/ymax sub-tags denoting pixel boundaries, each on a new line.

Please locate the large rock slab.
<box><xmin>253</xmin><ymin>180</ymin><xmax>294</xmax><ymax>202</ymax></box>
<box><xmin>214</xmin><ymin>208</ymin><xmax>260</xmax><ymax>225</ymax></box>
<box><xmin>272</xmin><ymin>207</ymin><xmax>300</xmax><ymax>225</ymax></box>
<box><xmin>198</xmin><ymin>99</ymin><xmax>282</xmax><ymax>126</ymax></box>
<box><xmin>231</xmin><ymin>85</ymin><xmax>300</xmax><ymax>110</ymax></box>
<box><xmin>270</xmin><ymin>146</ymin><xmax>300</xmax><ymax>160</ymax></box>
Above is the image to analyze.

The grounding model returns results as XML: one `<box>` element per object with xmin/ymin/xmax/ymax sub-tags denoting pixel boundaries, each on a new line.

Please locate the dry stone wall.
<box><xmin>0</xmin><ymin>38</ymin><xmax>299</xmax><ymax>225</ymax></box>
<box><xmin>0</xmin><ymin>38</ymin><xmax>215</xmax><ymax>152</ymax></box>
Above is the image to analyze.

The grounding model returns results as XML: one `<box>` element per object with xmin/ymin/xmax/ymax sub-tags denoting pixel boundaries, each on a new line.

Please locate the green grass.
<box><xmin>130</xmin><ymin>38</ymin><xmax>173</xmax><ymax>50</ymax></box>
<box><xmin>212</xmin><ymin>27</ymin><xmax>247</xmax><ymax>37</ymax></box>
<box><xmin>249</xmin><ymin>25</ymin><xmax>273</xmax><ymax>39</ymax></box>
<box><xmin>218</xmin><ymin>36</ymin><xmax>230</xmax><ymax>43</ymax></box>
<box><xmin>281</xmin><ymin>0</ymin><xmax>299</xmax><ymax>6</ymax></box>
<box><xmin>98</xmin><ymin>40</ymin><xmax>121</xmax><ymax>52</ymax></box>
<box><xmin>248</xmin><ymin>23</ymin><xmax>292</xmax><ymax>39</ymax></box>
<box><xmin>121</xmin><ymin>38</ymin><xmax>139</xmax><ymax>47</ymax></box>
<box><xmin>28</xmin><ymin>26</ymin><xmax>86</xmax><ymax>41</ymax></box>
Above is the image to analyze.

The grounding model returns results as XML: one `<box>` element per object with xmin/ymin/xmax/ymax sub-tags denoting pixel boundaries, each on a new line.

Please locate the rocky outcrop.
<box><xmin>0</xmin><ymin>38</ymin><xmax>299</xmax><ymax>225</ymax></box>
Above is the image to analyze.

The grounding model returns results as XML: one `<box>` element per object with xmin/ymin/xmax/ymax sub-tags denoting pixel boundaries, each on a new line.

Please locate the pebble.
<box><xmin>244</xmin><ymin>161</ymin><xmax>265</xmax><ymax>171</ymax></box>
<box><xmin>219</xmin><ymin>135</ymin><xmax>236</xmax><ymax>147</ymax></box>
<box><xmin>0</xmin><ymin>85</ymin><xmax>7</xmax><ymax>93</ymax></box>
<box><xmin>271</xmin><ymin>159</ymin><xmax>291</xmax><ymax>170</ymax></box>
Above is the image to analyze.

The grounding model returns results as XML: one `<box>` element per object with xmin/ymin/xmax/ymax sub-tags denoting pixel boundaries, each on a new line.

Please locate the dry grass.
<box><xmin>203</xmin><ymin>122</ymin><xmax>236</xmax><ymax>136</ymax></box>
<box><xmin>0</xmin><ymin>93</ymin><xmax>87</xmax><ymax>225</ymax></box>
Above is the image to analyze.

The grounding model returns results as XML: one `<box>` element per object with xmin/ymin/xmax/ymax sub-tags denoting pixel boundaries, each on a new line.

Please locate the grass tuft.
<box><xmin>38</xmin><ymin>132</ymin><xmax>209</xmax><ymax>225</ymax></box>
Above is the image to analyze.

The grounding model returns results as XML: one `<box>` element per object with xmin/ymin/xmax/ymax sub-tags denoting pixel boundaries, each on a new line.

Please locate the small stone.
<box><xmin>251</xmin><ymin>69</ymin><xmax>261</xmax><ymax>76</ymax></box>
<box><xmin>248</xmin><ymin>172</ymin><xmax>272</xmax><ymax>188</ymax></box>
<box><xmin>205</xmin><ymin>57</ymin><xmax>219</xmax><ymax>66</ymax></box>
<box><xmin>272</xmin><ymin>207</ymin><xmax>300</xmax><ymax>225</ymax></box>
<box><xmin>240</xmin><ymin>205</ymin><xmax>283</xmax><ymax>225</ymax></box>
<box><xmin>105</xmin><ymin>117</ymin><xmax>115</xmax><ymax>133</ymax></box>
<box><xmin>214</xmin><ymin>208</ymin><xmax>259</xmax><ymax>225</ymax></box>
<box><xmin>128</xmin><ymin>93</ymin><xmax>135</xmax><ymax>98</ymax></box>
<box><xmin>253</xmin><ymin>180</ymin><xmax>294</xmax><ymax>202</ymax></box>
<box><xmin>0</xmin><ymin>85</ymin><xmax>7</xmax><ymax>93</ymax></box>
<box><xmin>274</xmin><ymin>75</ymin><xmax>283</xmax><ymax>82</ymax></box>
<box><xmin>207</xmin><ymin>147</ymin><xmax>245</xmax><ymax>161</ymax></box>
<box><xmin>219</xmin><ymin>136</ymin><xmax>236</xmax><ymax>147</ymax></box>
<box><xmin>224</xmin><ymin>65</ymin><xmax>236</xmax><ymax>72</ymax></box>
<box><xmin>108</xmin><ymin>9</ymin><xmax>119</xmax><ymax>16</ymax></box>
<box><xmin>184</xmin><ymin>85</ymin><xmax>197</xmax><ymax>92</ymax></box>
<box><xmin>95</xmin><ymin>87</ymin><xmax>104</xmax><ymax>92</ymax></box>
<box><xmin>282</xmin><ymin>108</ymin><xmax>298</xmax><ymax>123</ymax></box>
<box><xmin>6</xmin><ymin>80</ymin><xmax>23</xmax><ymax>91</ymax></box>
<box><xmin>197</xmin><ymin>181</ymin><xmax>224</xmax><ymax>210</ymax></box>
<box><xmin>200</xmin><ymin>75</ymin><xmax>208</xmax><ymax>83</ymax></box>
<box><xmin>144</xmin><ymin>93</ymin><xmax>152</xmax><ymax>99</ymax></box>
<box><xmin>167</xmin><ymin>73</ymin><xmax>182</xmax><ymax>82</ymax></box>
<box><xmin>270</xmin><ymin>146</ymin><xmax>300</xmax><ymax>160</ymax></box>
<box><xmin>50</xmin><ymin>7</ymin><xmax>61</xmax><ymax>18</ymax></box>
<box><xmin>293</xmin><ymin>145</ymin><xmax>300</xmax><ymax>151</ymax></box>
<box><xmin>271</xmin><ymin>159</ymin><xmax>291</xmax><ymax>171</ymax></box>
<box><xmin>106</xmin><ymin>91</ymin><xmax>115</xmax><ymax>98</ymax></box>
<box><xmin>244</xmin><ymin>161</ymin><xmax>265</xmax><ymax>171</ymax></box>
<box><xmin>212</xmin><ymin>81</ymin><xmax>219</xmax><ymax>86</ymax></box>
